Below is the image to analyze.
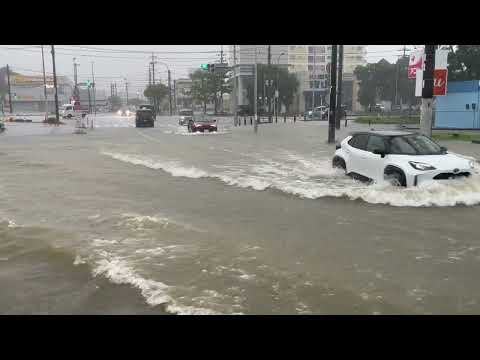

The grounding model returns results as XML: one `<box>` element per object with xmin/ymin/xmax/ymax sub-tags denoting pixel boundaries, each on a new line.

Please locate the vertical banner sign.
<box><xmin>415</xmin><ymin>69</ymin><xmax>424</xmax><ymax>97</ymax></box>
<box><xmin>433</xmin><ymin>69</ymin><xmax>448</xmax><ymax>96</ymax></box>
<box><xmin>409</xmin><ymin>49</ymin><xmax>424</xmax><ymax>79</ymax></box>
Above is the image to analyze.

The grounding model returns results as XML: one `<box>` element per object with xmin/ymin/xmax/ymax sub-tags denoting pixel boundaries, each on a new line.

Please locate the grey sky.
<box><xmin>0</xmin><ymin>45</ymin><xmax>411</xmax><ymax>96</ymax></box>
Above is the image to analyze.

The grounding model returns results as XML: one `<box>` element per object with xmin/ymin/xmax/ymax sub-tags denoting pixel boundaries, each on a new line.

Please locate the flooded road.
<box><xmin>1</xmin><ymin>114</ymin><xmax>480</xmax><ymax>314</ymax></box>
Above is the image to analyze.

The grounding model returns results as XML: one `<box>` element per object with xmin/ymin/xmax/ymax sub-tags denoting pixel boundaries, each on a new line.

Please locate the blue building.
<box><xmin>435</xmin><ymin>80</ymin><xmax>480</xmax><ymax>129</ymax></box>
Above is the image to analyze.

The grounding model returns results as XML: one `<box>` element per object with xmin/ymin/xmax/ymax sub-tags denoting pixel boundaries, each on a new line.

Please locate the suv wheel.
<box><xmin>384</xmin><ymin>168</ymin><xmax>407</xmax><ymax>187</ymax></box>
<box><xmin>332</xmin><ymin>156</ymin><xmax>346</xmax><ymax>172</ymax></box>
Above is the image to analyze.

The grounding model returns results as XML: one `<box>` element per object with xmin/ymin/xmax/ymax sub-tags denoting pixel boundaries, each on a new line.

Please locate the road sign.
<box><xmin>433</xmin><ymin>69</ymin><xmax>448</xmax><ymax>96</ymax></box>
<box><xmin>409</xmin><ymin>49</ymin><xmax>424</xmax><ymax>79</ymax></box>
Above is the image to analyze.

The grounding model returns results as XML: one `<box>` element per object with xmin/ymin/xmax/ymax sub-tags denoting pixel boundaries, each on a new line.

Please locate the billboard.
<box><xmin>433</xmin><ymin>69</ymin><xmax>448</xmax><ymax>96</ymax></box>
<box><xmin>408</xmin><ymin>49</ymin><xmax>424</xmax><ymax>79</ymax></box>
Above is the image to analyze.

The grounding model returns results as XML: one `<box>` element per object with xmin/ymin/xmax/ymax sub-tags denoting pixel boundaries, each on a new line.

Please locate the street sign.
<box><xmin>433</xmin><ymin>69</ymin><xmax>448</xmax><ymax>96</ymax></box>
<box><xmin>409</xmin><ymin>49</ymin><xmax>424</xmax><ymax>79</ymax></box>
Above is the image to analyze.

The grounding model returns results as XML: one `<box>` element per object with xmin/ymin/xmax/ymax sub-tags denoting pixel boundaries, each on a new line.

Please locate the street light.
<box><xmin>275</xmin><ymin>52</ymin><xmax>286</xmax><ymax>118</ymax></box>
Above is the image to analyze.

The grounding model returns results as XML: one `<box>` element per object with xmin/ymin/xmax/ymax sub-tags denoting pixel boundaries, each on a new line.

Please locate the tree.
<box><xmin>245</xmin><ymin>64</ymin><xmax>299</xmax><ymax>115</ymax></box>
<box><xmin>190</xmin><ymin>69</ymin><xmax>213</xmax><ymax>114</ymax></box>
<box><xmin>189</xmin><ymin>69</ymin><xmax>232</xmax><ymax>114</ymax></box>
<box><xmin>354</xmin><ymin>58</ymin><xmax>419</xmax><ymax>111</ymax></box>
<box><xmin>354</xmin><ymin>63</ymin><xmax>377</xmax><ymax>110</ymax></box>
<box><xmin>448</xmin><ymin>45</ymin><xmax>480</xmax><ymax>81</ymax></box>
<box><xmin>144</xmin><ymin>83</ymin><xmax>169</xmax><ymax>112</ymax></box>
<box><xmin>108</xmin><ymin>95</ymin><xmax>123</xmax><ymax>111</ymax></box>
<box><xmin>127</xmin><ymin>98</ymin><xmax>143</xmax><ymax>107</ymax></box>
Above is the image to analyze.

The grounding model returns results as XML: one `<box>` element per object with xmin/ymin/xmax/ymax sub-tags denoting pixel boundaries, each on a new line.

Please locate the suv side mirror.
<box><xmin>373</xmin><ymin>149</ymin><xmax>386</xmax><ymax>158</ymax></box>
<box><xmin>440</xmin><ymin>146</ymin><xmax>448</xmax><ymax>153</ymax></box>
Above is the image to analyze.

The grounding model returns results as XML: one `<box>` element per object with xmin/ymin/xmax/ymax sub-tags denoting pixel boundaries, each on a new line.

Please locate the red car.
<box><xmin>188</xmin><ymin>115</ymin><xmax>218</xmax><ymax>133</ymax></box>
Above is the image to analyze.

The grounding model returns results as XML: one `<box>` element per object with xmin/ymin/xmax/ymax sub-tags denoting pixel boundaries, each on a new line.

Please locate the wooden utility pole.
<box><xmin>168</xmin><ymin>70</ymin><xmax>172</xmax><ymax>116</ymax></box>
<box><xmin>420</xmin><ymin>45</ymin><xmax>436</xmax><ymax>137</ymax></box>
<box><xmin>50</xmin><ymin>46</ymin><xmax>60</xmax><ymax>124</ymax></box>
<box><xmin>41</xmin><ymin>46</ymin><xmax>48</xmax><ymax>117</ymax></box>
<box><xmin>328</xmin><ymin>45</ymin><xmax>338</xmax><ymax>144</ymax></box>
<box><xmin>91</xmin><ymin>62</ymin><xmax>96</xmax><ymax>115</ymax></box>
<box><xmin>6</xmin><ymin>64</ymin><xmax>13</xmax><ymax>114</ymax></box>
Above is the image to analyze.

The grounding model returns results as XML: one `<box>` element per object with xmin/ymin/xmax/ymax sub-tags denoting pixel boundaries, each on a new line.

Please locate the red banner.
<box><xmin>434</xmin><ymin>69</ymin><xmax>448</xmax><ymax>96</ymax></box>
<box><xmin>408</xmin><ymin>50</ymin><xmax>424</xmax><ymax>79</ymax></box>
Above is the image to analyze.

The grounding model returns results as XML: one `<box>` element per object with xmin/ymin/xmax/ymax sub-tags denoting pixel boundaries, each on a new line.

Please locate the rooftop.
<box><xmin>351</xmin><ymin>130</ymin><xmax>416</xmax><ymax>136</ymax></box>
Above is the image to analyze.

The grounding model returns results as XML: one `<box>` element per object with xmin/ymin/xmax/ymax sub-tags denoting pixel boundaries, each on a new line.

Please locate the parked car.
<box><xmin>332</xmin><ymin>130</ymin><xmax>475</xmax><ymax>187</ymax></box>
<box><xmin>178</xmin><ymin>108</ymin><xmax>194</xmax><ymax>126</ymax></box>
<box><xmin>135</xmin><ymin>109</ymin><xmax>154</xmax><ymax>128</ymax></box>
<box><xmin>0</xmin><ymin>120</ymin><xmax>5</xmax><ymax>133</ymax></box>
<box><xmin>307</xmin><ymin>106</ymin><xmax>328</xmax><ymax>120</ymax></box>
<box><xmin>188</xmin><ymin>114</ymin><xmax>218</xmax><ymax>133</ymax></box>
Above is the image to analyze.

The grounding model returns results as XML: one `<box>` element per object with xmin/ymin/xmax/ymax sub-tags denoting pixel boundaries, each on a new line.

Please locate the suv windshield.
<box><xmin>180</xmin><ymin>110</ymin><xmax>193</xmax><ymax>116</ymax></box>
<box><xmin>389</xmin><ymin>134</ymin><xmax>443</xmax><ymax>155</ymax></box>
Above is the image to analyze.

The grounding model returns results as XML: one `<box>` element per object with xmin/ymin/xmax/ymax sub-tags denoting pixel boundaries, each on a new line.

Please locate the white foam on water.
<box><xmin>103</xmin><ymin>152</ymin><xmax>209</xmax><ymax>179</ymax></box>
<box><xmin>91</xmin><ymin>256</ymin><xmax>223</xmax><ymax>315</ymax></box>
<box><xmin>102</xmin><ymin>151</ymin><xmax>480</xmax><ymax>207</ymax></box>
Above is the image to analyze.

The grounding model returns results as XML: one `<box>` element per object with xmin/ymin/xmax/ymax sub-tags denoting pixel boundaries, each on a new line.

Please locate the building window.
<box><xmin>308</xmin><ymin>56</ymin><xmax>314</xmax><ymax>63</ymax></box>
<box><xmin>308</xmin><ymin>47</ymin><xmax>314</xmax><ymax>54</ymax></box>
<box><xmin>317</xmin><ymin>56</ymin><xmax>325</xmax><ymax>63</ymax></box>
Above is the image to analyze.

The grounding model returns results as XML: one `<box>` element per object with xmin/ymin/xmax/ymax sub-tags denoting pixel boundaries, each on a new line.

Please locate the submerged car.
<box><xmin>135</xmin><ymin>109</ymin><xmax>154</xmax><ymax>128</ymax></box>
<box><xmin>332</xmin><ymin>130</ymin><xmax>475</xmax><ymax>187</ymax></box>
<box><xmin>179</xmin><ymin>109</ymin><xmax>194</xmax><ymax>126</ymax></box>
<box><xmin>188</xmin><ymin>115</ymin><xmax>217</xmax><ymax>133</ymax></box>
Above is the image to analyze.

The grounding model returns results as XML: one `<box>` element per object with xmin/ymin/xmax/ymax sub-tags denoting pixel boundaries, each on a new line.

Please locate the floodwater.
<box><xmin>1</xmin><ymin>113</ymin><xmax>480</xmax><ymax>314</ymax></box>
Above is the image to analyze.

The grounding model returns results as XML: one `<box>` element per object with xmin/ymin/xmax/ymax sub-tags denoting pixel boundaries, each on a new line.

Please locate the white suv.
<box><xmin>333</xmin><ymin>131</ymin><xmax>475</xmax><ymax>187</ymax></box>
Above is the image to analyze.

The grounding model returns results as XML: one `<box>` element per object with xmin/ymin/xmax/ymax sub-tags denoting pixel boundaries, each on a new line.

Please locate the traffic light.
<box><xmin>86</xmin><ymin>80</ymin><xmax>91</xmax><ymax>88</ymax></box>
<box><xmin>209</xmin><ymin>64</ymin><xmax>215</xmax><ymax>73</ymax></box>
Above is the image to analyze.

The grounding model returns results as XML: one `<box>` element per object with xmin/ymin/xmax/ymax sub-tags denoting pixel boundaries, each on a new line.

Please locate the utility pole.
<box><xmin>267</xmin><ymin>45</ymin><xmax>272</xmax><ymax>119</ymax></box>
<box><xmin>328</xmin><ymin>45</ymin><xmax>338</xmax><ymax>144</ymax></box>
<box><xmin>220</xmin><ymin>45</ymin><xmax>224</xmax><ymax>63</ymax></box>
<box><xmin>233</xmin><ymin>45</ymin><xmax>238</xmax><ymax>126</ymax></box>
<box><xmin>173</xmin><ymin>79</ymin><xmax>177</xmax><ymax>114</ymax></box>
<box><xmin>336</xmin><ymin>45</ymin><xmax>343</xmax><ymax>130</ymax></box>
<box><xmin>73</xmin><ymin>58</ymin><xmax>79</xmax><ymax>99</ymax></box>
<box><xmin>87</xmin><ymin>85</ymin><xmax>92</xmax><ymax>113</ymax></box>
<box><xmin>150</xmin><ymin>53</ymin><xmax>157</xmax><ymax>112</ymax></box>
<box><xmin>6</xmin><ymin>64</ymin><xmax>13</xmax><ymax>114</ymax></box>
<box><xmin>124</xmin><ymin>79</ymin><xmax>129</xmax><ymax>106</ymax></box>
<box><xmin>168</xmin><ymin>69</ymin><xmax>172</xmax><ymax>116</ymax></box>
<box><xmin>254</xmin><ymin>48</ymin><xmax>258</xmax><ymax>133</ymax></box>
<box><xmin>91</xmin><ymin>62</ymin><xmax>96</xmax><ymax>115</ymax></box>
<box><xmin>114</xmin><ymin>82</ymin><xmax>117</xmax><ymax>97</ymax></box>
<box><xmin>41</xmin><ymin>45</ymin><xmax>48</xmax><ymax>118</ymax></box>
<box><xmin>420</xmin><ymin>45</ymin><xmax>436</xmax><ymax>137</ymax></box>
<box><xmin>51</xmin><ymin>46</ymin><xmax>60</xmax><ymax>124</ymax></box>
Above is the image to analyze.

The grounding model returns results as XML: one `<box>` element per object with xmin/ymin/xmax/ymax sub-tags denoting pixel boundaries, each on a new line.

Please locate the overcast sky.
<box><xmin>0</xmin><ymin>45</ymin><xmax>414</xmax><ymax>95</ymax></box>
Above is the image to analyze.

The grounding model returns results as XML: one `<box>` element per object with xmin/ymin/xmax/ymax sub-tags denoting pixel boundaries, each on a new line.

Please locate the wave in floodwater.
<box><xmin>102</xmin><ymin>151</ymin><xmax>480</xmax><ymax>207</ymax></box>
<box><xmin>162</xmin><ymin>124</ymin><xmax>231</xmax><ymax>136</ymax></box>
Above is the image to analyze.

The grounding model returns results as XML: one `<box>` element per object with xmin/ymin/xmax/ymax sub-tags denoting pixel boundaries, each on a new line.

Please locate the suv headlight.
<box><xmin>469</xmin><ymin>160</ymin><xmax>475</xmax><ymax>169</ymax></box>
<box><xmin>409</xmin><ymin>161</ymin><xmax>436</xmax><ymax>171</ymax></box>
